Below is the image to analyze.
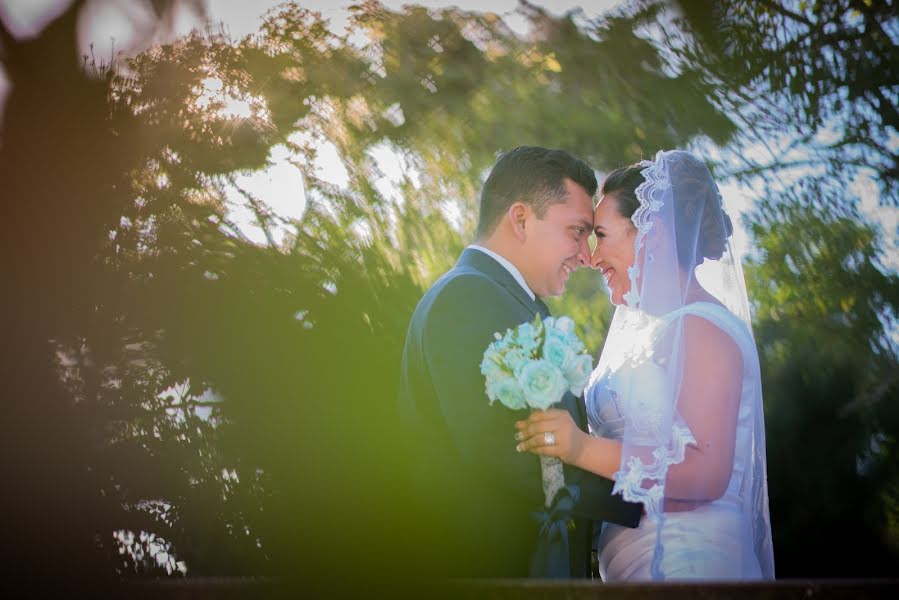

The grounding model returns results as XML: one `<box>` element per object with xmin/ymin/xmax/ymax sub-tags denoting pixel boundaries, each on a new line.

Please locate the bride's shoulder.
<box><xmin>682</xmin><ymin>310</ymin><xmax>737</xmax><ymax>343</ymax></box>
<box><xmin>678</xmin><ymin>302</ymin><xmax>755</xmax><ymax>357</ymax></box>
<box><xmin>680</xmin><ymin>313</ymin><xmax>743</xmax><ymax>376</ymax></box>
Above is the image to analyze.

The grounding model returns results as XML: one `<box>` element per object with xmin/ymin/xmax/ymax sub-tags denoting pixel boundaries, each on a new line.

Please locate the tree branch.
<box><xmin>227</xmin><ymin>174</ymin><xmax>279</xmax><ymax>249</ymax></box>
<box><xmin>841</xmin><ymin>363</ymin><xmax>899</xmax><ymax>417</ymax></box>
<box><xmin>182</xmin><ymin>400</ymin><xmax>224</xmax><ymax>407</ymax></box>
<box><xmin>870</xmin><ymin>82</ymin><xmax>899</xmax><ymax>134</ymax></box>
<box><xmin>755</xmin><ymin>0</ymin><xmax>816</xmax><ymax>29</ymax></box>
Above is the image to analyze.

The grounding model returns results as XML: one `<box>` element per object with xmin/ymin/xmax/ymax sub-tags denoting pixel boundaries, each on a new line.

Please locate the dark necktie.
<box><xmin>535</xmin><ymin>297</ymin><xmax>551</xmax><ymax>319</ymax></box>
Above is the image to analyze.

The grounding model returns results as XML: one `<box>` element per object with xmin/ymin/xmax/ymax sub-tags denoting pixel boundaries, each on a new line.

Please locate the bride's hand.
<box><xmin>515</xmin><ymin>409</ymin><xmax>585</xmax><ymax>465</ymax></box>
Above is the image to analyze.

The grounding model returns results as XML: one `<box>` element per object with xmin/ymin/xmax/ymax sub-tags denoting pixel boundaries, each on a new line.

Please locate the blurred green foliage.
<box><xmin>744</xmin><ymin>181</ymin><xmax>899</xmax><ymax>576</ymax></box>
<box><xmin>1</xmin><ymin>0</ymin><xmax>897</xmax><ymax>582</ymax></box>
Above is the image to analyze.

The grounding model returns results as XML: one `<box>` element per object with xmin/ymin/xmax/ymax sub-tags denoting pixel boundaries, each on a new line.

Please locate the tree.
<box><xmin>0</xmin><ymin>0</ymin><xmax>210</xmax><ymax>579</ymax></box>
<box><xmin>745</xmin><ymin>179</ymin><xmax>899</xmax><ymax>576</ymax></box>
<box><xmin>667</xmin><ymin>0</ymin><xmax>899</xmax><ymax>204</ymax></box>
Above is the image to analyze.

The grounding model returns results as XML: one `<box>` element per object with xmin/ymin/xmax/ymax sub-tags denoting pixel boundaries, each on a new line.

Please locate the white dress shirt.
<box><xmin>467</xmin><ymin>244</ymin><xmax>536</xmax><ymax>301</ymax></box>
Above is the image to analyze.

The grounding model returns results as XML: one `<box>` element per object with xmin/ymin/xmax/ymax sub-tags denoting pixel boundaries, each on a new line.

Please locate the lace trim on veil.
<box><xmin>623</xmin><ymin>150</ymin><xmax>670</xmax><ymax>310</ymax></box>
<box><xmin>610</xmin><ymin>303</ymin><xmax>748</xmax><ymax>519</ymax></box>
<box><xmin>611</xmin><ymin>422</ymin><xmax>696</xmax><ymax>580</ymax></box>
<box><xmin>611</xmin><ymin>423</ymin><xmax>696</xmax><ymax>518</ymax></box>
<box><xmin>614</xmin><ymin>150</ymin><xmax>692</xmax><ymax>579</ymax></box>
<box><xmin>615</xmin><ymin>151</ymin><xmax>694</xmax><ymax>520</ymax></box>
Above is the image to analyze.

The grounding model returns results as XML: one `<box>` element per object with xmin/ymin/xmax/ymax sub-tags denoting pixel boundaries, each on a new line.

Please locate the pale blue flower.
<box><xmin>504</xmin><ymin>348</ymin><xmax>530</xmax><ymax>379</ymax></box>
<box><xmin>543</xmin><ymin>335</ymin><xmax>575</xmax><ymax>371</ymax></box>
<box><xmin>480</xmin><ymin>355</ymin><xmax>505</xmax><ymax>381</ymax></box>
<box><xmin>518</xmin><ymin>359</ymin><xmax>567</xmax><ymax>410</ymax></box>
<box><xmin>564</xmin><ymin>353</ymin><xmax>593</xmax><ymax>396</ymax></box>
<box><xmin>553</xmin><ymin>316</ymin><xmax>575</xmax><ymax>334</ymax></box>
<box><xmin>493</xmin><ymin>377</ymin><xmax>527</xmax><ymax>410</ymax></box>
<box><xmin>485</xmin><ymin>314</ymin><xmax>590</xmax><ymax>410</ymax></box>
<box><xmin>515</xmin><ymin>322</ymin><xmax>540</xmax><ymax>353</ymax></box>
<box><xmin>570</xmin><ymin>336</ymin><xmax>585</xmax><ymax>354</ymax></box>
<box><xmin>544</xmin><ymin>325</ymin><xmax>568</xmax><ymax>345</ymax></box>
<box><xmin>485</xmin><ymin>380</ymin><xmax>498</xmax><ymax>403</ymax></box>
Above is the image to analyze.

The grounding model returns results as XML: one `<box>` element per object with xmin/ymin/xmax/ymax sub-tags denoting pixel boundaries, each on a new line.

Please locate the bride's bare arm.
<box><xmin>664</xmin><ymin>315</ymin><xmax>742</xmax><ymax>502</ymax></box>
<box><xmin>517</xmin><ymin>315</ymin><xmax>742</xmax><ymax>504</ymax></box>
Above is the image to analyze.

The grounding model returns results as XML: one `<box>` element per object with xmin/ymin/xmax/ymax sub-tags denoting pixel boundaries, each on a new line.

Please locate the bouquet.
<box><xmin>480</xmin><ymin>314</ymin><xmax>593</xmax><ymax>506</ymax></box>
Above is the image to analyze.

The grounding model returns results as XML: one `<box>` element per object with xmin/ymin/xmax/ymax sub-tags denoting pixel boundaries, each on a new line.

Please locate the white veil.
<box><xmin>593</xmin><ymin>150</ymin><xmax>774</xmax><ymax>579</ymax></box>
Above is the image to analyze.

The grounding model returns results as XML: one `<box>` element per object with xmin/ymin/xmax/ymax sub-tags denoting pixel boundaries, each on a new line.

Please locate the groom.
<box><xmin>399</xmin><ymin>146</ymin><xmax>641</xmax><ymax>579</ymax></box>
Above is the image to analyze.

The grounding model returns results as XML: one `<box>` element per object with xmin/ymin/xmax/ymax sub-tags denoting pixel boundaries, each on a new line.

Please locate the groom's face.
<box><xmin>519</xmin><ymin>178</ymin><xmax>593</xmax><ymax>297</ymax></box>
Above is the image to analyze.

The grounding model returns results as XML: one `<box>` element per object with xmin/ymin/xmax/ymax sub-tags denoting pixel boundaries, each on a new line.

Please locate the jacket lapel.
<box><xmin>455</xmin><ymin>248</ymin><xmax>543</xmax><ymax>320</ymax></box>
<box><xmin>456</xmin><ymin>249</ymin><xmax>588</xmax><ymax>429</ymax></box>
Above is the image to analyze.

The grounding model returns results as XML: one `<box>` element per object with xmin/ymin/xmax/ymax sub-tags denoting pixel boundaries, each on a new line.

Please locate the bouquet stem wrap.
<box><xmin>529</xmin><ymin>483</ymin><xmax>580</xmax><ymax>578</ymax></box>
<box><xmin>482</xmin><ymin>315</ymin><xmax>592</xmax><ymax>578</ymax></box>
<box><xmin>540</xmin><ymin>455</ymin><xmax>565</xmax><ymax>507</ymax></box>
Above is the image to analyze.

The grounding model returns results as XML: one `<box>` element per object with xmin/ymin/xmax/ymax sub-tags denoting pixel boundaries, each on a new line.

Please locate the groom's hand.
<box><xmin>515</xmin><ymin>409</ymin><xmax>586</xmax><ymax>466</ymax></box>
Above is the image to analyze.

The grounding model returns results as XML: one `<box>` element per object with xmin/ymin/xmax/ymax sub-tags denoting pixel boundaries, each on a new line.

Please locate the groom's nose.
<box><xmin>576</xmin><ymin>235</ymin><xmax>591</xmax><ymax>267</ymax></box>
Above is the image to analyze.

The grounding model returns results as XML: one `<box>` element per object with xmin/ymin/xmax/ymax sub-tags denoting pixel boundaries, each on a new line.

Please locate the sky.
<box><xmin>0</xmin><ymin>0</ymin><xmax>896</xmax><ymax>267</ymax></box>
<box><xmin>0</xmin><ymin>0</ymin><xmax>623</xmax><ymax>53</ymax></box>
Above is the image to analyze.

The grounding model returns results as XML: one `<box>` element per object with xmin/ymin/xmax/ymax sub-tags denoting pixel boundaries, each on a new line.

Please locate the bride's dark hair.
<box><xmin>601</xmin><ymin>154</ymin><xmax>733</xmax><ymax>268</ymax></box>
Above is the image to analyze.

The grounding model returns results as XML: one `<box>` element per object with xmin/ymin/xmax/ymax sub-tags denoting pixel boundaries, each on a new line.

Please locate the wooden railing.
<box><xmin>103</xmin><ymin>577</ymin><xmax>899</xmax><ymax>599</ymax></box>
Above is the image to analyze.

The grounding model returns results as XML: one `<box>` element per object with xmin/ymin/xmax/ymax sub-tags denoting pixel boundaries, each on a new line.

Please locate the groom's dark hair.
<box><xmin>476</xmin><ymin>146</ymin><xmax>597</xmax><ymax>239</ymax></box>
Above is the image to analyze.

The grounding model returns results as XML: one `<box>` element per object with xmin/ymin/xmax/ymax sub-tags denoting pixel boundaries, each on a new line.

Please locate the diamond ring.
<box><xmin>544</xmin><ymin>431</ymin><xmax>555</xmax><ymax>446</ymax></box>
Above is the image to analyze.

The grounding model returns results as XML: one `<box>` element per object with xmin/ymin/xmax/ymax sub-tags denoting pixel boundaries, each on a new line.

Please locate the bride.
<box><xmin>515</xmin><ymin>150</ymin><xmax>775</xmax><ymax>581</ymax></box>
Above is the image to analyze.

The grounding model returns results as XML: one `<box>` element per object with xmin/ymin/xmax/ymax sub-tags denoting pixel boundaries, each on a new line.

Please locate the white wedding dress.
<box><xmin>586</xmin><ymin>302</ymin><xmax>767</xmax><ymax>581</ymax></box>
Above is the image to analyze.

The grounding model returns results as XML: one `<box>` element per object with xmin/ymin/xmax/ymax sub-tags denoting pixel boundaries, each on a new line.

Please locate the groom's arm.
<box><xmin>557</xmin><ymin>394</ymin><xmax>643</xmax><ymax>528</ymax></box>
<box><xmin>423</xmin><ymin>274</ymin><xmax>544</xmax><ymax>504</ymax></box>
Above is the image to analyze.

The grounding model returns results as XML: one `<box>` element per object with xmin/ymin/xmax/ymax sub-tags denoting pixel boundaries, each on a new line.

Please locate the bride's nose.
<box><xmin>589</xmin><ymin>240</ymin><xmax>603</xmax><ymax>270</ymax></box>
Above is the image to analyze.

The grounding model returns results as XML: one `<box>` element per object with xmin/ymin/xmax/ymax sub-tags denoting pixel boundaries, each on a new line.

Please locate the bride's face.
<box><xmin>590</xmin><ymin>194</ymin><xmax>637</xmax><ymax>305</ymax></box>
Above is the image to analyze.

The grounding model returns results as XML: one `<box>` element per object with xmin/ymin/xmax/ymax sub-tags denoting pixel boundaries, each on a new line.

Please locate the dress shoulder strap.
<box><xmin>669</xmin><ymin>302</ymin><xmax>757</xmax><ymax>354</ymax></box>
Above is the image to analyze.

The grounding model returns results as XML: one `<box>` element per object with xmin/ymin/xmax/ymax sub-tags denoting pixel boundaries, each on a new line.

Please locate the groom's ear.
<box><xmin>508</xmin><ymin>202</ymin><xmax>530</xmax><ymax>242</ymax></box>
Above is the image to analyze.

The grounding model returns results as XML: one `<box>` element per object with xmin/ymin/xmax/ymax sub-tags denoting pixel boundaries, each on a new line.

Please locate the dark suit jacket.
<box><xmin>399</xmin><ymin>248</ymin><xmax>641</xmax><ymax>578</ymax></box>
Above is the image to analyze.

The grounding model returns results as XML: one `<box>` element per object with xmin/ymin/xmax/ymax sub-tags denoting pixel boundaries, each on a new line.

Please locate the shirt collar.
<box><xmin>467</xmin><ymin>244</ymin><xmax>536</xmax><ymax>301</ymax></box>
